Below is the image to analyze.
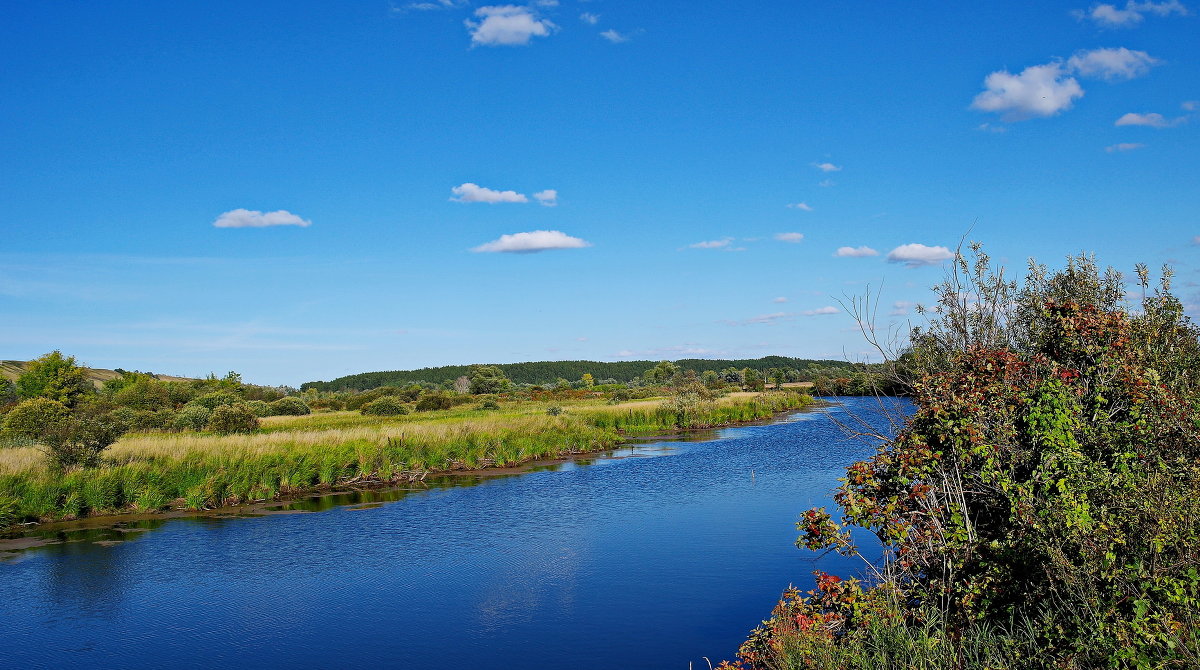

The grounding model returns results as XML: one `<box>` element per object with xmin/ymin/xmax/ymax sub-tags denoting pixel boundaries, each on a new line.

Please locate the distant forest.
<box><xmin>301</xmin><ymin>356</ymin><xmax>857</xmax><ymax>391</ymax></box>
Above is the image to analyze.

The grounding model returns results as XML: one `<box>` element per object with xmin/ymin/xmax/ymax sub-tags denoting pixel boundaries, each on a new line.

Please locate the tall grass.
<box><xmin>0</xmin><ymin>392</ymin><xmax>810</xmax><ymax>528</ymax></box>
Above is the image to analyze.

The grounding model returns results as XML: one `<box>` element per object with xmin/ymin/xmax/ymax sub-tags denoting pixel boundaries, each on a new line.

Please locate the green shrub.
<box><xmin>244</xmin><ymin>400</ymin><xmax>272</xmax><ymax>417</ymax></box>
<box><xmin>205</xmin><ymin>404</ymin><xmax>259</xmax><ymax>434</ymax></box>
<box><xmin>3</xmin><ymin>398</ymin><xmax>70</xmax><ymax>440</ymax></box>
<box><xmin>191</xmin><ymin>391</ymin><xmax>240</xmax><ymax>410</ymax></box>
<box><xmin>415</xmin><ymin>392</ymin><xmax>455</xmax><ymax>412</ymax></box>
<box><xmin>546</xmin><ymin>405</ymin><xmax>563</xmax><ymax>416</ymax></box>
<box><xmin>171</xmin><ymin>404</ymin><xmax>211</xmax><ymax>431</ymax></box>
<box><xmin>268</xmin><ymin>397</ymin><xmax>310</xmax><ymax>416</ymax></box>
<box><xmin>478</xmin><ymin>399</ymin><xmax>500</xmax><ymax>410</ymax></box>
<box><xmin>361</xmin><ymin>397</ymin><xmax>410</xmax><ymax>416</ymax></box>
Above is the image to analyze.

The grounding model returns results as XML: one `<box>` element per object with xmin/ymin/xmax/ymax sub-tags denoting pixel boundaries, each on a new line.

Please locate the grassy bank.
<box><xmin>0</xmin><ymin>391</ymin><xmax>810</xmax><ymax>530</ymax></box>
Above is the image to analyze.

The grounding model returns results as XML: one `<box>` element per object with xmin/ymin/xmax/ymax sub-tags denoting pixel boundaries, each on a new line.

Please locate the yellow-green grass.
<box><xmin>0</xmin><ymin>392</ymin><xmax>810</xmax><ymax>529</ymax></box>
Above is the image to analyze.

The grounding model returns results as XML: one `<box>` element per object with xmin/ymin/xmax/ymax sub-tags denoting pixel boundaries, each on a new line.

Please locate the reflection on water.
<box><xmin>0</xmin><ymin>397</ymin><xmax>911</xmax><ymax>670</ymax></box>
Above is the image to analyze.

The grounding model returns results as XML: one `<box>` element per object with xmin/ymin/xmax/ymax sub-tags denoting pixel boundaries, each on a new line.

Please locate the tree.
<box><xmin>580</xmin><ymin>373</ymin><xmax>595</xmax><ymax>388</ymax></box>
<box><xmin>468</xmin><ymin>365</ymin><xmax>511</xmax><ymax>394</ymax></box>
<box><xmin>645</xmin><ymin>360</ymin><xmax>680</xmax><ymax>385</ymax></box>
<box><xmin>15</xmin><ymin>351</ymin><xmax>92</xmax><ymax>407</ymax></box>
<box><xmin>206</xmin><ymin>404</ymin><xmax>259</xmax><ymax>434</ymax></box>
<box><xmin>4</xmin><ymin>398</ymin><xmax>127</xmax><ymax>468</ymax></box>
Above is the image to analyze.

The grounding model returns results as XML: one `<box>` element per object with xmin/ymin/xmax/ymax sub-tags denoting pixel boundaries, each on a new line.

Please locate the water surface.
<box><xmin>0</xmin><ymin>396</ymin><xmax>908</xmax><ymax>668</ymax></box>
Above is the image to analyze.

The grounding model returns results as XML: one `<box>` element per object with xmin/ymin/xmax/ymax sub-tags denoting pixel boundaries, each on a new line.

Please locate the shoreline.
<box><xmin>0</xmin><ymin>402</ymin><xmax>821</xmax><ymax>553</ymax></box>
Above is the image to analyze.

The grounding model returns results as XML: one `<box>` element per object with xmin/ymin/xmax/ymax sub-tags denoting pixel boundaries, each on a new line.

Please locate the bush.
<box><xmin>205</xmin><ymin>404</ymin><xmax>259</xmax><ymax>434</ymax></box>
<box><xmin>478</xmin><ymin>399</ymin><xmax>500</xmax><ymax>410</ymax></box>
<box><xmin>191</xmin><ymin>391</ymin><xmax>240</xmax><ymax>410</ymax></box>
<box><xmin>360</xmin><ymin>397</ymin><xmax>410</xmax><ymax>416</ymax></box>
<box><xmin>171</xmin><ymin>404</ymin><xmax>211</xmax><ymax>431</ymax></box>
<box><xmin>546</xmin><ymin>405</ymin><xmax>563</xmax><ymax>416</ymax></box>
<box><xmin>415</xmin><ymin>392</ymin><xmax>455</xmax><ymax>412</ymax></box>
<box><xmin>268</xmin><ymin>397</ymin><xmax>311</xmax><ymax>416</ymax></box>
<box><xmin>3</xmin><ymin>398</ymin><xmax>70</xmax><ymax>441</ymax></box>
<box><xmin>244</xmin><ymin>400</ymin><xmax>272</xmax><ymax>417</ymax></box>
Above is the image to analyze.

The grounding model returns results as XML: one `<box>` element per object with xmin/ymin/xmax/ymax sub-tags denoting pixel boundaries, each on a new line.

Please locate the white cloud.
<box><xmin>742</xmin><ymin>312</ymin><xmax>793</xmax><ymax>325</ymax></box>
<box><xmin>580</xmin><ymin>12</ymin><xmax>599</xmax><ymax>24</ymax></box>
<box><xmin>615</xmin><ymin>349</ymin><xmax>636</xmax><ymax>357</ymax></box>
<box><xmin>813</xmin><ymin>162</ymin><xmax>842</xmax><ymax>172</ymax></box>
<box><xmin>977</xmin><ymin>122</ymin><xmax>1008</xmax><ymax>133</ymax></box>
<box><xmin>1184</xmin><ymin>100</ymin><xmax>1200</xmax><ymax>111</ymax></box>
<box><xmin>1115</xmin><ymin>112</ymin><xmax>1185</xmax><ymax>127</ymax></box>
<box><xmin>786</xmin><ymin>202</ymin><xmax>813</xmax><ymax>211</ymax></box>
<box><xmin>835</xmin><ymin>245</ymin><xmax>879</xmax><ymax>257</ymax></box>
<box><xmin>886</xmin><ymin>243</ymin><xmax>954</xmax><ymax>268</ymax></box>
<box><xmin>818</xmin><ymin>179</ymin><xmax>836</xmax><ymax>187</ymax></box>
<box><xmin>401</xmin><ymin>0</ymin><xmax>463</xmax><ymax>10</ymax></box>
<box><xmin>471</xmin><ymin>230</ymin><xmax>591</xmax><ymax>253</ymax></box>
<box><xmin>533</xmin><ymin>189</ymin><xmax>558</xmax><ymax>206</ymax></box>
<box><xmin>451</xmin><ymin>182</ymin><xmax>528</xmax><ymax>204</ymax></box>
<box><xmin>1067</xmin><ymin>47</ymin><xmax>1160</xmax><ymax>81</ymax></box>
<box><xmin>689</xmin><ymin>237</ymin><xmax>734</xmax><ymax>249</ymax></box>
<box><xmin>772</xmin><ymin>296</ymin><xmax>789</xmax><ymax>303</ymax></box>
<box><xmin>1080</xmin><ymin>1</ymin><xmax>1188</xmax><ymax>27</ymax></box>
<box><xmin>972</xmin><ymin>48</ymin><xmax>1159</xmax><ymax>122</ymax></box>
<box><xmin>802</xmin><ymin>306</ymin><xmax>840</xmax><ymax>316</ymax></box>
<box><xmin>774</xmin><ymin>232</ymin><xmax>805</xmax><ymax>243</ymax></box>
<box><xmin>600</xmin><ymin>29</ymin><xmax>630</xmax><ymax>43</ymax></box>
<box><xmin>971</xmin><ymin>62</ymin><xmax>1084</xmax><ymax>120</ymax></box>
<box><xmin>1106</xmin><ymin>142</ymin><xmax>1146</xmax><ymax>152</ymax></box>
<box><xmin>212</xmin><ymin>209</ymin><xmax>312</xmax><ymax>228</ymax></box>
<box><xmin>889</xmin><ymin>300</ymin><xmax>916</xmax><ymax>317</ymax></box>
<box><xmin>466</xmin><ymin>5</ymin><xmax>556</xmax><ymax>47</ymax></box>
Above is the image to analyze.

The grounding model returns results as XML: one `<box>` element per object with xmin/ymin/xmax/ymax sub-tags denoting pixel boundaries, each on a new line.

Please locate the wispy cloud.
<box><xmin>1076</xmin><ymin>1</ymin><xmax>1188</xmax><ymax>27</ymax></box>
<box><xmin>972</xmin><ymin>48</ymin><xmax>1159</xmax><ymax>121</ymax></box>
<box><xmin>689</xmin><ymin>237</ymin><xmax>735</xmax><ymax>249</ymax></box>
<box><xmin>724</xmin><ymin>312</ymin><xmax>795</xmax><ymax>326</ymax></box>
<box><xmin>889</xmin><ymin>300</ymin><xmax>917</xmax><ymax>316</ymax></box>
<box><xmin>533</xmin><ymin>189</ymin><xmax>558</xmax><ymax>206</ymax></box>
<box><xmin>772</xmin><ymin>296</ymin><xmax>789</xmax><ymax>303</ymax></box>
<box><xmin>580</xmin><ymin>12</ymin><xmax>599</xmax><ymax>24</ymax></box>
<box><xmin>471</xmin><ymin>230</ymin><xmax>591</xmax><ymax>253</ymax></box>
<box><xmin>397</xmin><ymin>0</ymin><xmax>464</xmax><ymax>11</ymax></box>
<box><xmin>774</xmin><ymin>232</ymin><xmax>805</xmax><ymax>243</ymax></box>
<box><xmin>886</xmin><ymin>243</ymin><xmax>954</xmax><ymax>268</ymax></box>
<box><xmin>600</xmin><ymin>29</ymin><xmax>631</xmax><ymax>43</ymax></box>
<box><xmin>818</xmin><ymin>179</ymin><xmax>836</xmax><ymax>187</ymax></box>
<box><xmin>1106</xmin><ymin>142</ymin><xmax>1146</xmax><ymax>152</ymax></box>
<box><xmin>835</xmin><ymin>245</ymin><xmax>879</xmax><ymax>257</ymax></box>
<box><xmin>451</xmin><ymin>182</ymin><xmax>529</xmax><ymax>203</ymax></box>
<box><xmin>466</xmin><ymin>5</ymin><xmax>556</xmax><ymax>47</ymax></box>
<box><xmin>212</xmin><ymin>209</ymin><xmax>312</xmax><ymax>228</ymax></box>
<box><xmin>813</xmin><ymin>162</ymin><xmax>842</xmax><ymax>172</ymax></box>
<box><xmin>802</xmin><ymin>306</ymin><xmax>840</xmax><ymax>316</ymax></box>
<box><xmin>786</xmin><ymin>202</ymin><xmax>813</xmax><ymax>211</ymax></box>
<box><xmin>1115</xmin><ymin>112</ymin><xmax>1186</xmax><ymax>127</ymax></box>
<box><xmin>1184</xmin><ymin>101</ymin><xmax>1200</xmax><ymax>111</ymax></box>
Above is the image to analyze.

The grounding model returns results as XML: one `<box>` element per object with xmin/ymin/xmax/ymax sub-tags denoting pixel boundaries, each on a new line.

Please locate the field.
<box><xmin>0</xmin><ymin>391</ymin><xmax>811</xmax><ymax>530</ymax></box>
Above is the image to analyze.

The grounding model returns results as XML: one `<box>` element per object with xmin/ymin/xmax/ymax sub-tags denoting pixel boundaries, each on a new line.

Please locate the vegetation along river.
<box><xmin>0</xmin><ymin>396</ymin><xmax>910</xmax><ymax>668</ymax></box>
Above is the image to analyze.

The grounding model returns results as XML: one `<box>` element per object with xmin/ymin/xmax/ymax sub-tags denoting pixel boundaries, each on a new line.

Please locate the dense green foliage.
<box><xmin>360</xmin><ymin>397</ymin><xmax>410</xmax><ymax>416</ymax></box>
<box><xmin>727</xmin><ymin>251</ymin><xmax>1200</xmax><ymax>669</ymax></box>
<box><xmin>301</xmin><ymin>356</ymin><xmax>855</xmax><ymax>391</ymax></box>
<box><xmin>15</xmin><ymin>351</ymin><xmax>93</xmax><ymax>407</ymax></box>
<box><xmin>205</xmin><ymin>404</ymin><xmax>260</xmax><ymax>435</ymax></box>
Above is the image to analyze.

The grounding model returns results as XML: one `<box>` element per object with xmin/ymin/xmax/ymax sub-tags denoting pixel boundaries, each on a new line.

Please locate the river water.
<box><xmin>0</xmin><ymin>396</ymin><xmax>909</xmax><ymax>669</ymax></box>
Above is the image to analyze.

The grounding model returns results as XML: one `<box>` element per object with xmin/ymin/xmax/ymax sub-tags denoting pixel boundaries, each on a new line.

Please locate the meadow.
<box><xmin>0</xmin><ymin>391</ymin><xmax>810</xmax><ymax>530</ymax></box>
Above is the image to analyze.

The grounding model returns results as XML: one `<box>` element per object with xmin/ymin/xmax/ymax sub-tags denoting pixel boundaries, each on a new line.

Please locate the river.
<box><xmin>0</xmin><ymin>396</ymin><xmax>909</xmax><ymax>668</ymax></box>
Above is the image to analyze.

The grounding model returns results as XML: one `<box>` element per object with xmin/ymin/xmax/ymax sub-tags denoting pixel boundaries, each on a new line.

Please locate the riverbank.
<box><xmin>0</xmin><ymin>391</ymin><xmax>811</xmax><ymax>532</ymax></box>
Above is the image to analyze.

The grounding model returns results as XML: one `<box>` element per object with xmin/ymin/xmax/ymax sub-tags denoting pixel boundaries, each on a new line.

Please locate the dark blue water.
<box><xmin>0</xmin><ymin>397</ymin><xmax>908</xmax><ymax>669</ymax></box>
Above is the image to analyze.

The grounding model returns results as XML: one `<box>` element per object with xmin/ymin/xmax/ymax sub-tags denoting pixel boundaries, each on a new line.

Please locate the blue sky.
<box><xmin>1</xmin><ymin>1</ymin><xmax>1197</xmax><ymax>386</ymax></box>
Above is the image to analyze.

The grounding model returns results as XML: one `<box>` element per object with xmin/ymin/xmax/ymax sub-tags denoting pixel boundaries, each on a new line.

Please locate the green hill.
<box><xmin>301</xmin><ymin>356</ymin><xmax>856</xmax><ymax>391</ymax></box>
<box><xmin>0</xmin><ymin>359</ymin><xmax>195</xmax><ymax>388</ymax></box>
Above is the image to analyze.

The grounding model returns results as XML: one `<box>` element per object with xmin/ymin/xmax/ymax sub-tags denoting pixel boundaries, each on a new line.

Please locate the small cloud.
<box><xmin>1078</xmin><ymin>1</ymin><xmax>1188</xmax><ymax>28</ymax></box>
<box><xmin>212</xmin><ymin>209</ymin><xmax>312</xmax><ymax>228</ymax></box>
<box><xmin>600</xmin><ymin>28</ymin><xmax>631</xmax><ymax>43</ymax></box>
<box><xmin>818</xmin><ymin>179</ymin><xmax>836</xmax><ymax>187</ymax></box>
<box><xmin>772</xmin><ymin>296</ymin><xmax>789</xmax><ymax>303</ymax></box>
<box><xmin>1192</xmin><ymin>235</ymin><xmax>1200</xmax><ymax>245</ymax></box>
<box><xmin>889</xmin><ymin>300</ymin><xmax>916</xmax><ymax>316</ymax></box>
<box><xmin>786</xmin><ymin>202</ymin><xmax>814</xmax><ymax>211</ymax></box>
<box><xmin>615</xmin><ymin>349</ymin><xmax>636</xmax><ymax>357</ymax></box>
<box><xmin>533</xmin><ymin>189</ymin><xmax>558</xmax><ymax>206</ymax></box>
<box><xmin>576</xmin><ymin>336</ymin><xmax>589</xmax><ymax>342</ymax></box>
<box><xmin>802</xmin><ymin>306</ymin><xmax>840</xmax><ymax>316</ymax></box>
<box><xmin>471</xmin><ymin>230</ymin><xmax>591</xmax><ymax>253</ymax></box>
<box><xmin>451</xmin><ymin>182</ymin><xmax>528</xmax><ymax>204</ymax></box>
<box><xmin>396</xmin><ymin>0</ymin><xmax>463</xmax><ymax>11</ymax></box>
<box><xmin>466</xmin><ymin>5</ymin><xmax>556</xmax><ymax>47</ymax></box>
<box><xmin>743</xmin><ymin>312</ymin><xmax>794</xmax><ymax>325</ymax></box>
<box><xmin>971</xmin><ymin>62</ymin><xmax>1083</xmax><ymax>120</ymax></box>
<box><xmin>1184</xmin><ymin>100</ymin><xmax>1200</xmax><ymax>111</ymax></box>
<box><xmin>886</xmin><ymin>243</ymin><xmax>954</xmax><ymax>268</ymax></box>
<box><xmin>813</xmin><ymin>162</ymin><xmax>842</xmax><ymax>172</ymax></box>
<box><xmin>1067</xmin><ymin>47</ymin><xmax>1160</xmax><ymax>82</ymax></box>
<box><xmin>977</xmin><ymin>122</ymin><xmax>1008</xmax><ymax>133</ymax></box>
<box><xmin>835</xmin><ymin>245</ymin><xmax>879</xmax><ymax>257</ymax></box>
<box><xmin>1106</xmin><ymin>142</ymin><xmax>1146</xmax><ymax>152</ymax></box>
<box><xmin>1115</xmin><ymin>112</ymin><xmax>1185</xmax><ymax>127</ymax></box>
<box><xmin>774</xmin><ymin>232</ymin><xmax>805</xmax><ymax>243</ymax></box>
<box><xmin>580</xmin><ymin>12</ymin><xmax>599</xmax><ymax>24</ymax></box>
<box><xmin>689</xmin><ymin>237</ymin><xmax>734</xmax><ymax>249</ymax></box>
